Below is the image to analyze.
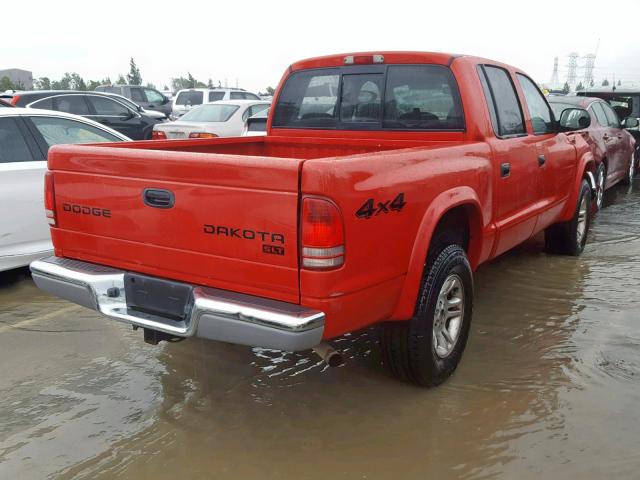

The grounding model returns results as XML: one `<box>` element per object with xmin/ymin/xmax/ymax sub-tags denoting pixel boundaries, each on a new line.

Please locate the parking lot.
<box><xmin>0</xmin><ymin>180</ymin><xmax>638</xmax><ymax>479</ymax></box>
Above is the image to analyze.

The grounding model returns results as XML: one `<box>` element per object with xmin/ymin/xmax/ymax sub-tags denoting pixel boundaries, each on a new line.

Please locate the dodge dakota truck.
<box><xmin>31</xmin><ymin>52</ymin><xmax>596</xmax><ymax>386</ymax></box>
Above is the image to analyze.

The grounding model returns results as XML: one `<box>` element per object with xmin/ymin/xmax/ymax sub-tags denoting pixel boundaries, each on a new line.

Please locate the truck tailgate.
<box><xmin>48</xmin><ymin>145</ymin><xmax>302</xmax><ymax>302</ymax></box>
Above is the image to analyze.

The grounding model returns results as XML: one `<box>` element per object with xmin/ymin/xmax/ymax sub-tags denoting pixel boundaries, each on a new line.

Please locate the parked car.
<box><xmin>576</xmin><ymin>88</ymin><xmax>640</xmax><ymax>170</ymax></box>
<box><xmin>549</xmin><ymin>96</ymin><xmax>637</xmax><ymax>209</ymax></box>
<box><xmin>242</xmin><ymin>108</ymin><xmax>269</xmax><ymax>136</ymax></box>
<box><xmin>94</xmin><ymin>85</ymin><xmax>172</xmax><ymax>117</ymax></box>
<box><xmin>12</xmin><ymin>91</ymin><xmax>160</xmax><ymax>140</ymax></box>
<box><xmin>102</xmin><ymin>92</ymin><xmax>167</xmax><ymax>120</ymax></box>
<box><xmin>0</xmin><ymin>108</ymin><xmax>129</xmax><ymax>272</ymax></box>
<box><xmin>153</xmin><ymin>100</ymin><xmax>270</xmax><ymax>139</ymax></box>
<box><xmin>31</xmin><ymin>51</ymin><xmax>595</xmax><ymax>387</ymax></box>
<box><xmin>171</xmin><ymin>88</ymin><xmax>261</xmax><ymax>120</ymax></box>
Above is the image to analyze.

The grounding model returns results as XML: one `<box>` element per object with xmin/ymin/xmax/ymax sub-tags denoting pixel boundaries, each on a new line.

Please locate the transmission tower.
<box><xmin>550</xmin><ymin>56</ymin><xmax>560</xmax><ymax>88</ymax></box>
<box><xmin>583</xmin><ymin>53</ymin><xmax>596</xmax><ymax>86</ymax></box>
<box><xmin>566</xmin><ymin>52</ymin><xmax>579</xmax><ymax>87</ymax></box>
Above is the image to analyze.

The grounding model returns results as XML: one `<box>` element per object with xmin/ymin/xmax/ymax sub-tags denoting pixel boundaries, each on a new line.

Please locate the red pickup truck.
<box><xmin>31</xmin><ymin>52</ymin><xmax>596</xmax><ymax>386</ymax></box>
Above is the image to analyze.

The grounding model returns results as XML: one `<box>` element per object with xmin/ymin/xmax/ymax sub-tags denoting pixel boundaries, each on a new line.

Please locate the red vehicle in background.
<box><xmin>32</xmin><ymin>52</ymin><xmax>598</xmax><ymax>387</ymax></box>
<box><xmin>549</xmin><ymin>96</ymin><xmax>637</xmax><ymax>210</ymax></box>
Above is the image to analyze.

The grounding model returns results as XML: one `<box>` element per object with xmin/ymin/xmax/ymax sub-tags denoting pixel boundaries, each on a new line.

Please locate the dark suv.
<box><xmin>10</xmin><ymin>90</ymin><xmax>160</xmax><ymax>140</ymax></box>
<box><xmin>95</xmin><ymin>85</ymin><xmax>172</xmax><ymax>117</ymax></box>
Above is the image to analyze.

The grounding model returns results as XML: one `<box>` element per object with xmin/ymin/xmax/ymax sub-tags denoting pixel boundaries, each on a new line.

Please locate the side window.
<box><xmin>244</xmin><ymin>93</ymin><xmax>260</xmax><ymax>100</ymax></box>
<box><xmin>30</xmin><ymin>116</ymin><xmax>122</xmax><ymax>147</ymax></box>
<box><xmin>208</xmin><ymin>91</ymin><xmax>225</xmax><ymax>102</ymax></box>
<box><xmin>249</xmin><ymin>104</ymin><xmax>269</xmax><ymax>117</ymax></box>
<box><xmin>340</xmin><ymin>74</ymin><xmax>383</xmax><ymax>123</ymax></box>
<box><xmin>590</xmin><ymin>102</ymin><xmax>609</xmax><ymax>127</ymax></box>
<box><xmin>144</xmin><ymin>88</ymin><xmax>164</xmax><ymax>104</ymax></box>
<box><xmin>230</xmin><ymin>92</ymin><xmax>244</xmax><ymax>100</ymax></box>
<box><xmin>481</xmin><ymin>66</ymin><xmax>525</xmax><ymax>137</ymax></box>
<box><xmin>601</xmin><ymin>102</ymin><xmax>621</xmax><ymax>128</ymax></box>
<box><xmin>242</xmin><ymin>108</ymin><xmax>250</xmax><ymax>122</ymax></box>
<box><xmin>516</xmin><ymin>74</ymin><xmax>553</xmax><ymax>134</ymax></box>
<box><xmin>130</xmin><ymin>88</ymin><xmax>145</xmax><ymax>103</ymax></box>
<box><xmin>31</xmin><ymin>97</ymin><xmax>53</xmax><ymax>110</ymax></box>
<box><xmin>88</xmin><ymin>96</ymin><xmax>130</xmax><ymax>116</ymax></box>
<box><xmin>0</xmin><ymin>117</ymin><xmax>36</xmax><ymax>163</ymax></box>
<box><xmin>53</xmin><ymin>96</ymin><xmax>90</xmax><ymax>115</ymax></box>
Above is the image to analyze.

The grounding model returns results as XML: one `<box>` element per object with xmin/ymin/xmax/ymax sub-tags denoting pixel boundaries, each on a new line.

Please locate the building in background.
<box><xmin>0</xmin><ymin>68</ymin><xmax>33</xmax><ymax>89</ymax></box>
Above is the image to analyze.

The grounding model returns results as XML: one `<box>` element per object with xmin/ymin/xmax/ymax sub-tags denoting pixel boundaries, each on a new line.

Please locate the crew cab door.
<box><xmin>478</xmin><ymin>65</ymin><xmax>541</xmax><ymax>256</ymax></box>
<box><xmin>515</xmin><ymin>73</ymin><xmax>576</xmax><ymax>231</ymax></box>
<box><xmin>600</xmin><ymin>101</ymin><xmax>626</xmax><ymax>181</ymax></box>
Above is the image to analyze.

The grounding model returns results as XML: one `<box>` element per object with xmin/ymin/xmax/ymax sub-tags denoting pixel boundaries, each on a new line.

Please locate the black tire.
<box><xmin>545</xmin><ymin>179</ymin><xmax>591</xmax><ymax>256</ymax></box>
<box><xmin>381</xmin><ymin>243</ymin><xmax>473</xmax><ymax>387</ymax></box>
<box><xmin>595</xmin><ymin>163</ymin><xmax>605</xmax><ymax>211</ymax></box>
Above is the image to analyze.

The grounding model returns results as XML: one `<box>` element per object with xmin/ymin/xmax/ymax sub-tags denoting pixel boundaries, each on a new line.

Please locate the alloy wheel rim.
<box><xmin>597</xmin><ymin>168</ymin><xmax>604</xmax><ymax>209</ymax></box>
<box><xmin>577</xmin><ymin>195</ymin><xmax>588</xmax><ymax>245</ymax></box>
<box><xmin>432</xmin><ymin>273</ymin><xmax>465</xmax><ymax>358</ymax></box>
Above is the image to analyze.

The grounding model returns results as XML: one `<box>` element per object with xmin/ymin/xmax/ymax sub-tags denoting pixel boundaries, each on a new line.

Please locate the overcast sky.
<box><xmin>4</xmin><ymin>0</ymin><xmax>640</xmax><ymax>92</ymax></box>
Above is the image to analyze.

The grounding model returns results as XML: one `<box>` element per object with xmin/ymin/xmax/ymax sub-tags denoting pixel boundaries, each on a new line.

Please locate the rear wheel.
<box><xmin>381</xmin><ymin>242</ymin><xmax>473</xmax><ymax>387</ymax></box>
<box><xmin>545</xmin><ymin>179</ymin><xmax>591</xmax><ymax>256</ymax></box>
<box><xmin>595</xmin><ymin>164</ymin><xmax>605</xmax><ymax>210</ymax></box>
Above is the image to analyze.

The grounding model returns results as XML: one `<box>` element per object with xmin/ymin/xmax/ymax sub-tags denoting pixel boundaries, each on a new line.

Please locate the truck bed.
<box><xmin>108</xmin><ymin>135</ymin><xmax>440</xmax><ymax>159</ymax></box>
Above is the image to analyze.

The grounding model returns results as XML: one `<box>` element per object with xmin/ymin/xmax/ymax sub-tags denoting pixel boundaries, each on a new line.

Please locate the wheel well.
<box><xmin>431</xmin><ymin>206</ymin><xmax>470</xmax><ymax>251</ymax></box>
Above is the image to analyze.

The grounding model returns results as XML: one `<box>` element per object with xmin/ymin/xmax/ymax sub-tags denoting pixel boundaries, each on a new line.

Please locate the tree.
<box><xmin>602</xmin><ymin>78</ymin><xmax>610</xmax><ymax>86</ymax></box>
<box><xmin>0</xmin><ymin>76</ymin><xmax>14</xmax><ymax>91</ymax></box>
<box><xmin>70</xmin><ymin>73</ymin><xmax>87</xmax><ymax>91</ymax></box>
<box><xmin>87</xmin><ymin>80</ymin><xmax>101</xmax><ymax>91</ymax></box>
<box><xmin>589</xmin><ymin>79</ymin><xmax>595</xmax><ymax>87</ymax></box>
<box><xmin>35</xmin><ymin>77</ymin><xmax>51</xmax><ymax>90</ymax></box>
<box><xmin>145</xmin><ymin>82</ymin><xmax>157</xmax><ymax>89</ymax></box>
<box><xmin>265</xmin><ymin>86</ymin><xmax>275</xmax><ymax>96</ymax></box>
<box><xmin>618</xmin><ymin>79</ymin><xmax>622</xmax><ymax>86</ymax></box>
<box><xmin>207</xmin><ymin>78</ymin><xmax>214</xmax><ymax>88</ymax></box>
<box><xmin>575</xmin><ymin>82</ymin><xmax>585</xmax><ymax>91</ymax></box>
<box><xmin>561</xmin><ymin>82</ymin><xmax>570</xmax><ymax>94</ymax></box>
<box><xmin>127</xmin><ymin>58</ymin><xmax>142</xmax><ymax>85</ymax></box>
<box><xmin>116</xmin><ymin>74</ymin><xmax>127</xmax><ymax>85</ymax></box>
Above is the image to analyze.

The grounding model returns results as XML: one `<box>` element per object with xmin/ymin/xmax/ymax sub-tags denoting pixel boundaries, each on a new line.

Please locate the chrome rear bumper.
<box><xmin>30</xmin><ymin>256</ymin><xmax>324</xmax><ymax>351</ymax></box>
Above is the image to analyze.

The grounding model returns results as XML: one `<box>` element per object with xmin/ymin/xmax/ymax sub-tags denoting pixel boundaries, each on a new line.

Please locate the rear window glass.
<box><xmin>383</xmin><ymin>65</ymin><xmax>463</xmax><ymax>130</ymax></box>
<box><xmin>180</xmin><ymin>104</ymin><xmax>239</xmax><ymax>122</ymax></box>
<box><xmin>272</xmin><ymin>65</ymin><xmax>464</xmax><ymax>131</ymax></box>
<box><xmin>176</xmin><ymin>91</ymin><xmax>204</xmax><ymax>106</ymax></box>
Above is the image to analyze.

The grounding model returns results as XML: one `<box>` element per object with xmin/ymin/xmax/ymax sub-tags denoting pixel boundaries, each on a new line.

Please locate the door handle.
<box><xmin>142</xmin><ymin>188</ymin><xmax>175</xmax><ymax>209</ymax></box>
<box><xmin>538</xmin><ymin>154</ymin><xmax>546</xmax><ymax>167</ymax></box>
<box><xmin>500</xmin><ymin>162</ymin><xmax>511</xmax><ymax>177</ymax></box>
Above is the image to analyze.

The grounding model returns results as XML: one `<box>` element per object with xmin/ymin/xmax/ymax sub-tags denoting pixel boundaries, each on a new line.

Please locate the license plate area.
<box><xmin>124</xmin><ymin>273</ymin><xmax>193</xmax><ymax>321</ymax></box>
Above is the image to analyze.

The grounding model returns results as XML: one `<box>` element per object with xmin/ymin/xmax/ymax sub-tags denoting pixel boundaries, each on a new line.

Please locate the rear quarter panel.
<box><xmin>300</xmin><ymin>142</ymin><xmax>493</xmax><ymax>337</ymax></box>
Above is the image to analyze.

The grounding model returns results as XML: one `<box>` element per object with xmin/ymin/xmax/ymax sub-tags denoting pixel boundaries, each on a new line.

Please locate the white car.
<box><xmin>242</xmin><ymin>108</ymin><xmax>269</xmax><ymax>136</ymax></box>
<box><xmin>0</xmin><ymin>108</ymin><xmax>130</xmax><ymax>272</ymax></box>
<box><xmin>171</xmin><ymin>88</ymin><xmax>261</xmax><ymax>120</ymax></box>
<box><xmin>154</xmin><ymin>100</ymin><xmax>270</xmax><ymax>139</ymax></box>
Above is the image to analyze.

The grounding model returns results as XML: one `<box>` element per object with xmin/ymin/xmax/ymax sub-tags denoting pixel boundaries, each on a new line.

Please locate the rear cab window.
<box><xmin>272</xmin><ymin>64</ymin><xmax>464</xmax><ymax>131</ymax></box>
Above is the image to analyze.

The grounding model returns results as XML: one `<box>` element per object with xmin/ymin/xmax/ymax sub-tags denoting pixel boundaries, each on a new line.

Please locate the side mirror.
<box><xmin>162</xmin><ymin>95</ymin><xmax>170</xmax><ymax>105</ymax></box>
<box><xmin>623</xmin><ymin>116</ymin><xmax>639</xmax><ymax>129</ymax></box>
<box><xmin>558</xmin><ymin>108</ymin><xmax>591</xmax><ymax>132</ymax></box>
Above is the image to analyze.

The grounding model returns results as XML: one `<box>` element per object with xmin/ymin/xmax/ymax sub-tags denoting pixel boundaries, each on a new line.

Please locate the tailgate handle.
<box><xmin>143</xmin><ymin>188</ymin><xmax>175</xmax><ymax>209</ymax></box>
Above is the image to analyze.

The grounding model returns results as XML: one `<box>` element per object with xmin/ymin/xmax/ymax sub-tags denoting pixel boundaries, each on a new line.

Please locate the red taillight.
<box><xmin>188</xmin><ymin>132</ymin><xmax>218</xmax><ymax>139</ymax></box>
<box><xmin>10</xmin><ymin>95</ymin><xmax>20</xmax><ymax>105</ymax></box>
<box><xmin>301</xmin><ymin>197</ymin><xmax>344</xmax><ymax>270</ymax></box>
<box><xmin>151</xmin><ymin>130</ymin><xmax>167</xmax><ymax>140</ymax></box>
<box><xmin>44</xmin><ymin>171</ymin><xmax>56</xmax><ymax>226</ymax></box>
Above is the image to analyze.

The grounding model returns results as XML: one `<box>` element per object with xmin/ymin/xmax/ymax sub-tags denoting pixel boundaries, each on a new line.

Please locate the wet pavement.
<box><xmin>1</xmin><ymin>181</ymin><xmax>639</xmax><ymax>480</ymax></box>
